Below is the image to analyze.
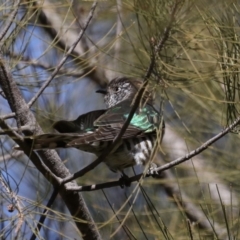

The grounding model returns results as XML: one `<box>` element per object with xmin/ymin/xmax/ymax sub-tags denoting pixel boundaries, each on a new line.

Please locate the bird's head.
<box><xmin>96</xmin><ymin>77</ymin><xmax>150</xmax><ymax>108</ymax></box>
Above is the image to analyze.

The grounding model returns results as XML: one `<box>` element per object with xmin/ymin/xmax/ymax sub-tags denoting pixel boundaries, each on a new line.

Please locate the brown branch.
<box><xmin>64</xmin><ymin>115</ymin><xmax>239</xmax><ymax>238</ymax></box>
<box><xmin>0</xmin><ymin>125</ymin><xmax>34</xmax><ymax>134</ymax></box>
<box><xmin>0</xmin><ymin>58</ymin><xmax>101</xmax><ymax>239</ymax></box>
<box><xmin>0</xmin><ymin>150</ymin><xmax>23</xmax><ymax>162</ymax></box>
<box><xmin>65</xmin><ymin>114</ymin><xmax>240</xmax><ymax>192</ymax></box>
<box><xmin>31</xmin><ymin>0</ymin><xmax>107</xmax><ymax>86</ymax></box>
<box><xmin>7</xmin><ymin>51</ymin><xmax>86</xmax><ymax>79</ymax></box>
<box><xmin>1</xmin><ymin>112</ymin><xmax>15</xmax><ymax>120</ymax></box>
<box><xmin>28</xmin><ymin>2</ymin><xmax>98</xmax><ymax>108</ymax></box>
<box><xmin>154</xmin><ymin>117</ymin><xmax>240</xmax><ymax>173</ymax></box>
<box><xmin>0</xmin><ymin>118</ymin><xmax>59</xmax><ymax>184</ymax></box>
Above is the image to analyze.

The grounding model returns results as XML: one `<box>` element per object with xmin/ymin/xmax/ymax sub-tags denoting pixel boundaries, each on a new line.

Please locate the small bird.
<box><xmin>29</xmin><ymin>77</ymin><xmax>164</xmax><ymax>173</ymax></box>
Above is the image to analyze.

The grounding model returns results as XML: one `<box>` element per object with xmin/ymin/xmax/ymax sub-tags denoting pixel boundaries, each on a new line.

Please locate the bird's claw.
<box><xmin>146</xmin><ymin>163</ymin><xmax>159</xmax><ymax>178</ymax></box>
<box><xmin>119</xmin><ymin>173</ymin><xmax>131</xmax><ymax>188</ymax></box>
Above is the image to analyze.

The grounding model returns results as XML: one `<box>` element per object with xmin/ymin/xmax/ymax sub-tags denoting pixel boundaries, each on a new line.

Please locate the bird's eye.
<box><xmin>114</xmin><ymin>87</ymin><xmax>119</xmax><ymax>92</ymax></box>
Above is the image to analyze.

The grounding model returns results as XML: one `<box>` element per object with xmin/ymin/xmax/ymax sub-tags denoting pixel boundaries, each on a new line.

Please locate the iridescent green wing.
<box><xmin>93</xmin><ymin>100</ymin><xmax>160</xmax><ymax>138</ymax></box>
<box><xmin>53</xmin><ymin>109</ymin><xmax>106</xmax><ymax>133</ymax></box>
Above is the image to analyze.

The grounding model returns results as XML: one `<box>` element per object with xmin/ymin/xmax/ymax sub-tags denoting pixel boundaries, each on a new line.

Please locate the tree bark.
<box><xmin>0</xmin><ymin>58</ymin><xmax>102</xmax><ymax>240</ymax></box>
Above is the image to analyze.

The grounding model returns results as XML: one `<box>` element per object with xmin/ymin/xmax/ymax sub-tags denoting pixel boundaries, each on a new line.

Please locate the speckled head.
<box><xmin>97</xmin><ymin>77</ymin><xmax>147</xmax><ymax>108</ymax></box>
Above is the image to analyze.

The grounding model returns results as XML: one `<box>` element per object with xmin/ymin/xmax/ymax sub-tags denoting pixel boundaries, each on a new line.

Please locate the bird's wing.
<box><xmin>26</xmin><ymin>110</ymin><xmax>106</xmax><ymax>149</ymax></box>
<box><xmin>94</xmin><ymin>100</ymin><xmax>160</xmax><ymax>133</ymax></box>
<box><xmin>27</xmin><ymin>102</ymin><xmax>160</xmax><ymax>149</ymax></box>
<box><xmin>67</xmin><ymin>101</ymin><xmax>160</xmax><ymax>146</ymax></box>
<box><xmin>53</xmin><ymin>109</ymin><xmax>106</xmax><ymax>133</ymax></box>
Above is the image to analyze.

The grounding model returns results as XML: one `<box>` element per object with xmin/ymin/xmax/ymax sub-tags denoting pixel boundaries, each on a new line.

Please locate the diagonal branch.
<box><xmin>65</xmin><ymin>114</ymin><xmax>240</xmax><ymax>191</ymax></box>
<box><xmin>0</xmin><ymin>52</ymin><xmax>101</xmax><ymax>240</ymax></box>
<box><xmin>62</xmin><ymin>114</ymin><xmax>238</xmax><ymax>238</ymax></box>
<box><xmin>28</xmin><ymin>2</ymin><xmax>98</xmax><ymax>108</ymax></box>
<box><xmin>154</xmin><ymin>117</ymin><xmax>240</xmax><ymax>173</ymax></box>
<box><xmin>0</xmin><ymin>0</ymin><xmax>21</xmax><ymax>45</ymax></box>
<box><xmin>31</xmin><ymin>0</ymin><xmax>107</xmax><ymax>86</ymax></box>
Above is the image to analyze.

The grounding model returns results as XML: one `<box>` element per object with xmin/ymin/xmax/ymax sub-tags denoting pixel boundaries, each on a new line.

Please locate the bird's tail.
<box><xmin>19</xmin><ymin>133</ymin><xmax>85</xmax><ymax>150</ymax></box>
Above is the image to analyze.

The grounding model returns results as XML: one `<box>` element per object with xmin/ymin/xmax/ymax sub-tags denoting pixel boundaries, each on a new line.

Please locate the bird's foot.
<box><xmin>119</xmin><ymin>172</ymin><xmax>131</xmax><ymax>188</ymax></box>
<box><xmin>146</xmin><ymin>163</ymin><xmax>159</xmax><ymax>178</ymax></box>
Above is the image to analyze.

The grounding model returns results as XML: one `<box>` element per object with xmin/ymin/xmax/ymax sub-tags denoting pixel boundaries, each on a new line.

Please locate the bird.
<box><xmin>28</xmin><ymin>77</ymin><xmax>165</xmax><ymax>174</ymax></box>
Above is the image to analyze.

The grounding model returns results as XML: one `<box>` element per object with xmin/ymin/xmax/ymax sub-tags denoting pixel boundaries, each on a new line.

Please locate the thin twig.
<box><xmin>28</xmin><ymin>2</ymin><xmax>100</xmax><ymax>240</ymax></box>
<box><xmin>1</xmin><ymin>113</ymin><xmax>15</xmax><ymax>120</ymax></box>
<box><xmin>0</xmin><ymin>151</ymin><xmax>23</xmax><ymax>162</ymax></box>
<box><xmin>102</xmin><ymin>190</ymin><xmax>135</xmax><ymax>239</ymax></box>
<box><xmin>7</xmin><ymin>51</ymin><xmax>85</xmax><ymax>78</ymax></box>
<box><xmin>0</xmin><ymin>118</ymin><xmax>60</xmax><ymax>185</ymax></box>
<box><xmin>0</xmin><ymin>55</ymin><xmax>102</xmax><ymax>239</ymax></box>
<box><xmin>0</xmin><ymin>125</ymin><xmax>35</xmax><ymax>134</ymax></box>
<box><xmin>27</xmin><ymin>2</ymin><xmax>98</xmax><ymax>108</ymax></box>
<box><xmin>0</xmin><ymin>0</ymin><xmax>21</xmax><ymax>45</ymax></box>
<box><xmin>107</xmin><ymin>0</ymin><xmax>123</xmax><ymax>79</ymax></box>
<box><xmin>0</xmin><ymin>118</ymin><xmax>24</xmax><ymax>141</ymax></box>
<box><xmin>61</xmin><ymin>0</ymin><xmax>180</xmax><ymax>185</ymax></box>
<box><xmin>154</xmin><ymin>120</ymin><xmax>240</xmax><ymax>173</ymax></box>
<box><xmin>115</xmin><ymin>0</ymin><xmax>123</xmax><ymax>59</ymax></box>
<box><xmin>33</xmin><ymin>0</ymin><xmax>107</xmax><ymax>86</ymax></box>
<box><xmin>29</xmin><ymin>188</ymin><xmax>59</xmax><ymax>240</ymax></box>
<box><xmin>163</xmin><ymin>170</ymin><xmax>224</xmax><ymax>237</ymax></box>
<box><xmin>0</xmin><ymin>173</ymin><xmax>24</xmax><ymax>239</ymax></box>
<box><xmin>65</xmin><ymin>115</ymin><xmax>240</xmax><ymax>191</ymax></box>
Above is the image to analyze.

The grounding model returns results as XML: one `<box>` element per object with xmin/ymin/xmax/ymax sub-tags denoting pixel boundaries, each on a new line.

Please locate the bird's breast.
<box><xmin>103</xmin><ymin>134</ymin><xmax>156</xmax><ymax>172</ymax></box>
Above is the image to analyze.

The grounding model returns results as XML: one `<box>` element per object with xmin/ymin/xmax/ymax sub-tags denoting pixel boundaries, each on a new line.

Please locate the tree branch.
<box><xmin>0</xmin><ymin>0</ymin><xmax>21</xmax><ymax>45</ymax></box>
<box><xmin>28</xmin><ymin>2</ymin><xmax>98</xmax><ymax>108</ymax></box>
<box><xmin>31</xmin><ymin>0</ymin><xmax>107</xmax><ymax>86</ymax></box>
<box><xmin>65</xmin><ymin>114</ymin><xmax>240</xmax><ymax>192</ymax></box>
<box><xmin>0</xmin><ymin>57</ymin><xmax>101</xmax><ymax>239</ymax></box>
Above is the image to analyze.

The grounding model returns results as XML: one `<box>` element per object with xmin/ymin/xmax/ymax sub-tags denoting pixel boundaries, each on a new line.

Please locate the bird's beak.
<box><xmin>96</xmin><ymin>89</ymin><xmax>107</xmax><ymax>94</ymax></box>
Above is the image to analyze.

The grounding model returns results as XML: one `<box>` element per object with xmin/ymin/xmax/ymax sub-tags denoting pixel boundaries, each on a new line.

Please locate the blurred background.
<box><xmin>1</xmin><ymin>0</ymin><xmax>240</xmax><ymax>239</ymax></box>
